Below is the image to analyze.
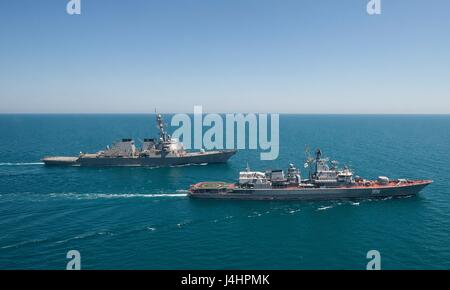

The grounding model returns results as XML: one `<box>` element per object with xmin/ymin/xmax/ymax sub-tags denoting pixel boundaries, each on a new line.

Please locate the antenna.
<box><xmin>331</xmin><ymin>160</ymin><xmax>339</xmax><ymax>170</ymax></box>
<box><xmin>304</xmin><ymin>145</ymin><xmax>310</xmax><ymax>157</ymax></box>
<box><xmin>304</xmin><ymin>145</ymin><xmax>315</xmax><ymax>180</ymax></box>
<box><xmin>155</xmin><ymin>111</ymin><xmax>169</xmax><ymax>142</ymax></box>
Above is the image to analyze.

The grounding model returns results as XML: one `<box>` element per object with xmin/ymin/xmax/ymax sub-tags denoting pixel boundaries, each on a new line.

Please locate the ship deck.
<box><xmin>342</xmin><ymin>180</ymin><xmax>432</xmax><ymax>189</ymax></box>
<box><xmin>190</xmin><ymin>180</ymin><xmax>433</xmax><ymax>192</ymax></box>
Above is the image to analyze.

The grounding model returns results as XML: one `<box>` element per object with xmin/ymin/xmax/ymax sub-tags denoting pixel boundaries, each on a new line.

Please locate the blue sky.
<box><xmin>0</xmin><ymin>0</ymin><xmax>449</xmax><ymax>113</ymax></box>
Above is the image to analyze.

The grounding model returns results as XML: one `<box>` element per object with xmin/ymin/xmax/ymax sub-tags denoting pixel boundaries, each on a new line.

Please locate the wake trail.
<box><xmin>0</xmin><ymin>162</ymin><xmax>44</xmax><ymax>166</ymax></box>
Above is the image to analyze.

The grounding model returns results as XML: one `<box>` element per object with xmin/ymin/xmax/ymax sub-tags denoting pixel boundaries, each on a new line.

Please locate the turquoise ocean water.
<box><xmin>0</xmin><ymin>114</ymin><xmax>449</xmax><ymax>269</ymax></box>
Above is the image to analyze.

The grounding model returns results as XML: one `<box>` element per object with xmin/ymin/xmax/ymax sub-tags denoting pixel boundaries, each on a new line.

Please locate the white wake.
<box><xmin>0</xmin><ymin>162</ymin><xmax>44</xmax><ymax>166</ymax></box>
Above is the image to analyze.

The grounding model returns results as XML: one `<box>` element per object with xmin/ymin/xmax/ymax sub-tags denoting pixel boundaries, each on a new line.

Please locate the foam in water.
<box><xmin>49</xmin><ymin>192</ymin><xmax>188</xmax><ymax>200</ymax></box>
<box><xmin>0</xmin><ymin>162</ymin><xmax>44</xmax><ymax>166</ymax></box>
<box><xmin>1</xmin><ymin>238</ymin><xmax>48</xmax><ymax>249</ymax></box>
<box><xmin>317</xmin><ymin>205</ymin><xmax>333</xmax><ymax>211</ymax></box>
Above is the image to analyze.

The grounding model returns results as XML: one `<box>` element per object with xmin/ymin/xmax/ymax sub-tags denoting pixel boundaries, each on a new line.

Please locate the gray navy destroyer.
<box><xmin>189</xmin><ymin>149</ymin><xmax>432</xmax><ymax>200</ymax></box>
<box><xmin>42</xmin><ymin>114</ymin><xmax>236</xmax><ymax>167</ymax></box>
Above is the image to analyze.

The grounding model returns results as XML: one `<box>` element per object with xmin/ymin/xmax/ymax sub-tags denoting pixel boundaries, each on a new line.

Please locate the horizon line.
<box><xmin>1</xmin><ymin>112</ymin><xmax>450</xmax><ymax>116</ymax></box>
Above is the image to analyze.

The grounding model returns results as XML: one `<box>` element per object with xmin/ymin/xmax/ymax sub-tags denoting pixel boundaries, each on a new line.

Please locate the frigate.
<box><xmin>189</xmin><ymin>149</ymin><xmax>432</xmax><ymax>200</ymax></box>
<box><xmin>42</xmin><ymin>114</ymin><xmax>236</xmax><ymax>167</ymax></box>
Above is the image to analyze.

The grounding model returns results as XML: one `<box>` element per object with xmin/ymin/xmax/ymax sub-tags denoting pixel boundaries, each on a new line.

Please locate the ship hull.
<box><xmin>42</xmin><ymin>150</ymin><xmax>236</xmax><ymax>167</ymax></box>
<box><xmin>189</xmin><ymin>181</ymin><xmax>432</xmax><ymax>201</ymax></box>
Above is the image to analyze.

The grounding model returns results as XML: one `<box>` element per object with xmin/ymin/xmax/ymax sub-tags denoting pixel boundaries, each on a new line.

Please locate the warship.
<box><xmin>189</xmin><ymin>149</ymin><xmax>432</xmax><ymax>200</ymax></box>
<box><xmin>42</xmin><ymin>114</ymin><xmax>236</xmax><ymax>167</ymax></box>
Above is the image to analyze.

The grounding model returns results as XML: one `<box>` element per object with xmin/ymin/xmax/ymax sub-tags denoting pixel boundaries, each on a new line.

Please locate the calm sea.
<box><xmin>0</xmin><ymin>114</ymin><xmax>449</xmax><ymax>269</ymax></box>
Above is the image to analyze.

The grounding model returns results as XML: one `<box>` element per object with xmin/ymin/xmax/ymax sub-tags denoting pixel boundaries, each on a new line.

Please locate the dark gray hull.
<box><xmin>42</xmin><ymin>150</ymin><xmax>236</xmax><ymax>167</ymax></box>
<box><xmin>189</xmin><ymin>182</ymin><xmax>431</xmax><ymax>201</ymax></box>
